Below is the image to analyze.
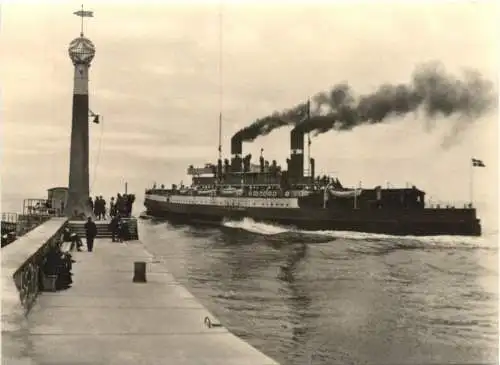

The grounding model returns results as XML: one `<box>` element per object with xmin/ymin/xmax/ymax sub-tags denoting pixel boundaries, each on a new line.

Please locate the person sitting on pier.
<box><xmin>62</xmin><ymin>227</ymin><xmax>83</xmax><ymax>252</ymax></box>
<box><xmin>42</xmin><ymin>244</ymin><xmax>73</xmax><ymax>290</ymax></box>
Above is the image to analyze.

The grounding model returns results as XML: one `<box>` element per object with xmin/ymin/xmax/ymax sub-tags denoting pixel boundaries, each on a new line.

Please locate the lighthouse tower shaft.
<box><xmin>65</xmin><ymin>64</ymin><xmax>91</xmax><ymax>217</ymax></box>
<box><xmin>65</xmin><ymin>34</ymin><xmax>96</xmax><ymax>218</ymax></box>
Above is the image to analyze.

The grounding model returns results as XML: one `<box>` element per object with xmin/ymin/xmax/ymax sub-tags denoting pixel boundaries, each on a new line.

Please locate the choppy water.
<box><xmin>145</xmin><ymin>219</ymin><xmax>497</xmax><ymax>364</ymax></box>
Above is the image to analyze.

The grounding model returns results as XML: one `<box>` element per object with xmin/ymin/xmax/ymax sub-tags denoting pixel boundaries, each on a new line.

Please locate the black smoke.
<box><xmin>233</xmin><ymin>101</ymin><xmax>310</xmax><ymax>142</ymax></box>
<box><xmin>234</xmin><ymin>62</ymin><xmax>496</xmax><ymax>142</ymax></box>
<box><xmin>295</xmin><ymin>61</ymin><xmax>496</xmax><ymax>136</ymax></box>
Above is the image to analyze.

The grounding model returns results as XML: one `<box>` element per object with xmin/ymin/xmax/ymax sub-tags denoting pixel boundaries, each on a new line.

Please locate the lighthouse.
<box><xmin>65</xmin><ymin>8</ymin><xmax>96</xmax><ymax>218</ymax></box>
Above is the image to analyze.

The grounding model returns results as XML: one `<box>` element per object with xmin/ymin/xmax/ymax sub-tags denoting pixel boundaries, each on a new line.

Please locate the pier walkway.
<box><xmin>3</xmin><ymin>237</ymin><xmax>278</xmax><ymax>365</ymax></box>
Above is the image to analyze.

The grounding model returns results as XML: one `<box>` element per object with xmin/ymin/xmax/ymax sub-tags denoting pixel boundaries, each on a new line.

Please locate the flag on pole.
<box><xmin>74</xmin><ymin>10</ymin><xmax>94</xmax><ymax>17</ymax></box>
<box><xmin>472</xmin><ymin>158</ymin><xmax>485</xmax><ymax>167</ymax></box>
<box><xmin>89</xmin><ymin>110</ymin><xmax>99</xmax><ymax>124</ymax></box>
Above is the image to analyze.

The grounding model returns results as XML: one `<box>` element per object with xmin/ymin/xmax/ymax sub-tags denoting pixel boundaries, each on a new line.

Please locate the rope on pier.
<box><xmin>90</xmin><ymin>115</ymin><xmax>104</xmax><ymax>193</ymax></box>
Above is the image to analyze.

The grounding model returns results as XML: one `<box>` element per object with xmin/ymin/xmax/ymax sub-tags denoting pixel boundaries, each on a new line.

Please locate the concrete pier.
<box><xmin>2</xmin><ymin>227</ymin><xmax>278</xmax><ymax>365</ymax></box>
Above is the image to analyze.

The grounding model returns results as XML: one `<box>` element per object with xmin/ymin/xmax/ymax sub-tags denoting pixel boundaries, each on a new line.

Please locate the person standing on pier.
<box><xmin>84</xmin><ymin>217</ymin><xmax>97</xmax><ymax>252</ymax></box>
<box><xmin>117</xmin><ymin>216</ymin><xmax>128</xmax><ymax>242</ymax></box>
<box><xmin>109</xmin><ymin>197</ymin><xmax>115</xmax><ymax>217</ymax></box>
<box><xmin>100</xmin><ymin>195</ymin><xmax>106</xmax><ymax>219</ymax></box>
<box><xmin>117</xmin><ymin>194</ymin><xmax>125</xmax><ymax>216</ymax></box>
<box><xmin>109</xmin><ymin>214</ymin><xmax>120</xmax><ymax>242</ymax></box>
<box><xmin>93</xmin><ymin>196</ymin><xmax>99</xmax><ymax>219</ymax></box>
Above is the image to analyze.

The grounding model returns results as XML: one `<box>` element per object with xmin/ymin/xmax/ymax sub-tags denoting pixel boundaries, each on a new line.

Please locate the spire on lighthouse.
<box><xmin>73</xmin><ymin>4</ymin><xmax>94</xmax><ymax>37</ymax></box>
<box><xmin>65</xmin><ymin>6</ymin><xmax>96</xmax><ymax>219</ymax></box>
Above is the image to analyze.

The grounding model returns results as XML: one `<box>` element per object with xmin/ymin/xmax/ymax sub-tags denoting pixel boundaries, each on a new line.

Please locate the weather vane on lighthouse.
<box><xmin>65</xmin><ymin>5</ymin><xmax>97</xmax><ymax>218</ymax></box>
<box><xmin>73</xmin><ymin>4</ymin><xmax>94</xmax><ymax>37</ymax></box>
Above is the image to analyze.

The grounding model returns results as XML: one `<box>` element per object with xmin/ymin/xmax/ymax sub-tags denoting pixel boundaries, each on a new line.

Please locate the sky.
<box><xmin>1</xmin><ymin>1</ymin><xmax>499</xmax><ymax>227</ymax></box>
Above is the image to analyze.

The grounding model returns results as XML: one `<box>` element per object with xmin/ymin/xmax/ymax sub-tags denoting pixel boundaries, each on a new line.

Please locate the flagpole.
<box><xmin>307</xmin><ymin>133</ymin><xmax>311</xmax><ymax>177</ymax></box>
<box><xmin>217</xmin><ymin>0</ymin><xmax>223</xmax><ymax>185</ymax></box>
<box><xmin>470</xmin><ymin>157</ymin><xmax>474</xmax><ymax>207</ymax></box>
<box><xmin>307</xmin><ymin>97</ymin><xmax>311</xmax><ymax>179</ymax></box>
<box><xmin>218</xmin><ymin>1</ymin><xmax>223</xmax><ymax>163</ymax></box>
<box><xmin>218</xmin><ymin>112</ymin><xmax>222</xmax><ymax>161</ymax></box>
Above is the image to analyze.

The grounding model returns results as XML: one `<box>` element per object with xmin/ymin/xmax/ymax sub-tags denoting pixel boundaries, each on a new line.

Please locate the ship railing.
<box><xmin>427</xmin><ymin>200</ymin><xmax>473</xmax><ymax>209</ymax></box>
<box><xmin>1</xmin><ymin>212</ymin><xmax>18</xmax><ymax>223</ymax></box>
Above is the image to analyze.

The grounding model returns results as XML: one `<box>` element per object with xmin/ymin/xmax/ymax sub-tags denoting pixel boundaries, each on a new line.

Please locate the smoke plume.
<box><xmin>233</xmin><ymin>101</ymin><xmax>310</xmax><ymax>142</ymax></box>
<box><xmin>296</xmin><ymin>61</ymin><xmax>496</xmax><ymax>137</ymax></box>
<box><xmin>234</xmin><ymin>61</ymin><xmax>496</xmax><ymax>142</ymax></box>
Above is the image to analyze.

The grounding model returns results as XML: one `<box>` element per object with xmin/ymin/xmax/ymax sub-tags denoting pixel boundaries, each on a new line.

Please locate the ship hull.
<box><xmin>144</xmin><ymin>195</ymin><xmax>481</xmax><ymax>236</ymax></box>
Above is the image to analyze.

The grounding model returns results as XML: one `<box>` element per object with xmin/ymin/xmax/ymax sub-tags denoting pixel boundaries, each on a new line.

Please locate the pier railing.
<box><xmin>1</xmin><ymin>218</ymin><xmax>68</xmax><ymax>325</ymax></box>
<box><xmin>2</xmin><ymin>212</ymin><xmax>18</xmax><ymax>223</ymax></box>
<box><xmin>2</xmin><ymin>214</ymin><xmax>54</xmax><ymax>248</ymax></box>
<box><xmin>1</xmin><ymin>213</ymin><xmax>19</xmax><ymax>235</ymax></box>
<box><xmin>23</xmin><ymin>198</ymin><xmax>65</xmax><ymax>217</ymax></box>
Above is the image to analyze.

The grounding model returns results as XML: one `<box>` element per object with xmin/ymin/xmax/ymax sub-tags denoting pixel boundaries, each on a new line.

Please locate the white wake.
<box><xmin>221</xmin><ymin>217</ymin><xmax>497</xmax><ymax>249</ymax></box>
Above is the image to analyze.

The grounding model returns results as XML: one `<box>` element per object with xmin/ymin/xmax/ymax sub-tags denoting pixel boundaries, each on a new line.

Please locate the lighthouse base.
<box><xmin>64</xmin><ymin>194</ymin><xmax>93</xmax><ymax>220</ymax></box>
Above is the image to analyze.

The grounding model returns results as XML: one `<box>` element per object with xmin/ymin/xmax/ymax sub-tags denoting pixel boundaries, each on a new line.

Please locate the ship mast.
<box><xmin>217</xmin><ymin>1</ymin><xmax>223</xmax><ymax>165</ymax></box>
<box><xmin>306</xmin><ymin>98</ymin><xmax>311</xmax><ymax>180</ymax></box>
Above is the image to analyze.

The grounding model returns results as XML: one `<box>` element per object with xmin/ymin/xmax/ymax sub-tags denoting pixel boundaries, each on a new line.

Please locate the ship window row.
<box><xmin>170</xmin><ymin>197</ymin><xmax>293</xmax><ymax>208</ymax></box>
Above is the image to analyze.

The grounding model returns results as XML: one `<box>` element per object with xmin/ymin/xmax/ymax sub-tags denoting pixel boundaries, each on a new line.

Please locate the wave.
<box><xmin>221</xmin><ymin>217</ymin><xmax>497</xmax><ymax>250</ymax></box>
<box><xmin>223</xmin><ymin>217</ymin><xmax>289</xmax><ymax>235</ymax></box>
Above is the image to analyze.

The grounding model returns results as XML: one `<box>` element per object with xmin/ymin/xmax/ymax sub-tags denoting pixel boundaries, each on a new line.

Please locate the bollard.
<box><xmin>133</xmin><ymin>261</ymin><xmax>147</xmax><ymax>283</ymax></box>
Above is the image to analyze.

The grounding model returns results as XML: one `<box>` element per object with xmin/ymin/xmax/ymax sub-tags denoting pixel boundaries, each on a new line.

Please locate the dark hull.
<box><xmin>144</xmin><ymin>198</ymin><xmax>481</xmax><ymax>237</ymax></box>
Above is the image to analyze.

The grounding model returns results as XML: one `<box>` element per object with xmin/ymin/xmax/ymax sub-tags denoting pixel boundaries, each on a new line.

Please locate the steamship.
<box><xmin>144</xmin><ymin>129</ymin><xmax>481</xmax><ymax>237</ymax></box>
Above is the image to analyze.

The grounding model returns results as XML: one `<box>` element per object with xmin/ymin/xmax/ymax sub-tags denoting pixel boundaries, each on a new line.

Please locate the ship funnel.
<box><xmin>289</xmin><ymin>128</ymin><xmax>304</xmax><ymax>178</ymax></box>
<box><xmin>230</xmin><ymin>135</ymin><xmax>243</xmax><ymax>172</ymax></box>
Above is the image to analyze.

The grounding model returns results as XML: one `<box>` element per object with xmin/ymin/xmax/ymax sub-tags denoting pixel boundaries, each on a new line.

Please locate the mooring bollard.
<box><xmin>133</xmin><ymin>261</ymin><xmax>147</xmax><ymax>283</ymax></box>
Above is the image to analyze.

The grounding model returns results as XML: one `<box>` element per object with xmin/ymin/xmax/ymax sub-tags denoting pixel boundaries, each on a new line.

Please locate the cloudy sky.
<box><xmin>1</xmin><ymin>1</ymin><xmax>498</xmax><ymax>225</ymax></box>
